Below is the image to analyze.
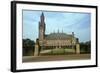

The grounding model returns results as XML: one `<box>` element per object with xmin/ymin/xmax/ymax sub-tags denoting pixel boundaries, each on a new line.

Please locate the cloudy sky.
<box><xmin>22</xmin><ymin>10</ymin><xmax>91</xmax><ymax>42</ymax></box>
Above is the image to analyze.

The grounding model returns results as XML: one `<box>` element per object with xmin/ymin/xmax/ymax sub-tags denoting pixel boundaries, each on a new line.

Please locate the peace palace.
<box><xmin>34</xmin><ymin>13</ymin><xmax>80</xmax><ymax>56</ymax></box>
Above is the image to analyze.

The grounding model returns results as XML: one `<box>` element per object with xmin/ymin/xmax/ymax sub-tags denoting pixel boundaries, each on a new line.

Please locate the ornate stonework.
<box><xmin>34</xmin><ymin>13</ymin><xmax>80</xmax><ymax>56</ymax></box>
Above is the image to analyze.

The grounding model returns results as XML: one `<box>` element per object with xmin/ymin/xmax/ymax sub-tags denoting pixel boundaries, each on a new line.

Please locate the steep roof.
<box><xmin>45</xmin><ymin>33</ymin><xmax>73</xmax><ymax>40</ymax></box>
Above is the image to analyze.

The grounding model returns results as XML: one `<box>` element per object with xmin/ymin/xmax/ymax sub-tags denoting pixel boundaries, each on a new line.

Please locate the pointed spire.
<box><xmin>41</xmin><ymin>12</ymin><xmax>44</xmax><ymax>17</ymax></box>
<box><xmin>40</xmin><ymin>12</ymin><xmax>45</xmax><ymax>24</ymax></box>
<box><xmin>58</xmin><ymin>29</ymin><xmax>59</xmax><ymax>33</ymax></box>
<box><xmin>62</xmin><ymin>29</ymin><xmax>63</xmax><ymax>33</ymax></box>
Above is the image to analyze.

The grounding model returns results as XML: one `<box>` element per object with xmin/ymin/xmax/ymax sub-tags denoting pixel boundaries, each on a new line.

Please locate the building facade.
<box><xmin>34</xmin><ymin>13</ymin><xmax>80</xmax><ymax>56</ymax></box>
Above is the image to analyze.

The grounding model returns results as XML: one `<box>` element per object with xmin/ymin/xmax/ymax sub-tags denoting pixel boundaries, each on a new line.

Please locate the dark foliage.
<box><xmin>80</xmin><ymin>41</ymin><xmax>91</xmax><ymax>54</ymax></box>
<box><xmin>23</xmin><ymin>39</ymin><xmax>35</xmax><ymax>56</ymax></box>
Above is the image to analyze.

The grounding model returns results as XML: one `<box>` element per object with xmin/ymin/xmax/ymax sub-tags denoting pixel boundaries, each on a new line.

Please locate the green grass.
<box><xmin>52</xmin><ymin>48</ymin><xmax>64</xmax><ymax>54</ymax></box>
<box><xmin>40</xmin><ymin>48</ymin><xmax>75</xmax><ymax>56</ymax></box>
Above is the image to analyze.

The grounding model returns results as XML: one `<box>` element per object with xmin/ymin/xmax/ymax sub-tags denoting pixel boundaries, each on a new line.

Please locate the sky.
<box><xmin>22</xmin><ymin>10</ymin><xmax>91</xmax><ymax>42</ymax></box>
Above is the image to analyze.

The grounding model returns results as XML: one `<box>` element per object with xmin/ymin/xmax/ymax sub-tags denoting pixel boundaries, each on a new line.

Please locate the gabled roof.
<box><xmin>45</xmin><ymin>33</ymin><xmax>73</xmax><ymax>40</ymax></box>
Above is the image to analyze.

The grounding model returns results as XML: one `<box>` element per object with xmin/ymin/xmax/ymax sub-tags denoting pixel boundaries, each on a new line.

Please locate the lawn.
<box><xmin>40</xmin><ymin>48</ymin><xmax>75</xmax><ymax>55</ymax></box>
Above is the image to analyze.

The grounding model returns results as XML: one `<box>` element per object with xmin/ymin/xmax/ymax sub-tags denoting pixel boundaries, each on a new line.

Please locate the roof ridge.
<box><xmin>45</xmin><ymin>33</ymin><xmax>73</xmax><ymax>40</ymax></box>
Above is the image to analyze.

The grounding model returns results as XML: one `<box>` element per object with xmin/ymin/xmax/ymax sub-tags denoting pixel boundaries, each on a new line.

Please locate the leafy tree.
<box><xmin>23</xmin><ymin>38</ymin><xmax>35</xmax><ymax>56</ymax></box>
<box><xmin>80</xmin><ymin>41</ymin><xmax>91</xmax><ymax>54</ymax></box>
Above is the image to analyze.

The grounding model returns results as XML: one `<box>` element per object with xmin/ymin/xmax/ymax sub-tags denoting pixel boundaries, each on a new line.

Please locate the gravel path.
<box><xmin>23</xmin><ymin>54</ymin><xmax>90</xmax><ymax>62</ymax></box>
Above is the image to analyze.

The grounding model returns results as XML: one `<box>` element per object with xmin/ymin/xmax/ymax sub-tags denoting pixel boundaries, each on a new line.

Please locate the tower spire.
<box><xmin>39</xmin><ymin>12</ymin><xmax>45</xmax><ymax>40</ymax></box>
<box><xmin>41</xmin><ymin>12</ymin><xmax>44</xmax><ymax>17</ymax></box>
<box><xmin>41</xmin><ymin>12</ymin><xmax>44</xmax><ymax>19</ymax></box>
<box><xmin>62</xmin><ymin>29</ymin><xmax>63</xmax><ymax>33</ymax></box>
<box><xmin>58</xmin><ymin>29</ymin><xmax>59</xmax><ymax>33</ymax></box>
<box><xmin>40</xmin><ymin>12</ymin><xmax>44</xmax><ymax>24</ymax></box>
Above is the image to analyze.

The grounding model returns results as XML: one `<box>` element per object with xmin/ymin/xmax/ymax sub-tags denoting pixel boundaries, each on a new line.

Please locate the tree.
<box><xmin>80</xmin><ymin>41</ymin><xmax>91</xmax><ymax>54</ymax></box>
<box><xmin>23</xmin><ymin>38</ymin><xmax>35</xmax><ymax>56</ymax></box>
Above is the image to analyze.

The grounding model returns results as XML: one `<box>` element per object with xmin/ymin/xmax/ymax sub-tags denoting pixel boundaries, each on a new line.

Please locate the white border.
<box><xmin>16</xmin><ymin>3</ymin><xmax>96</xmax><ymax>70</ymax></box>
